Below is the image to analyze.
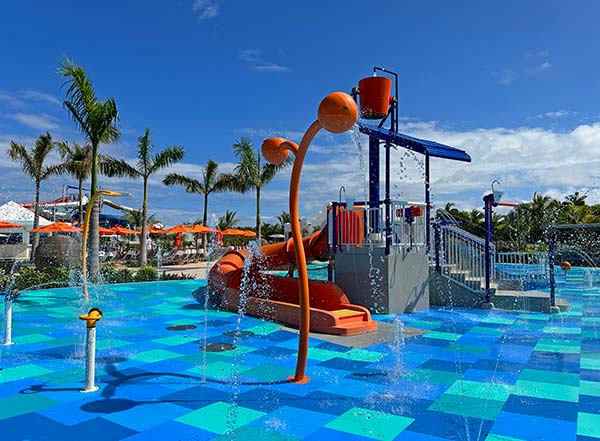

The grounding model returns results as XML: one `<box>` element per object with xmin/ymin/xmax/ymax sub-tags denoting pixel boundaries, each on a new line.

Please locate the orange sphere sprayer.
<box><xmin>560</xmin><ymin>261</ymin><xmax>572</xmax><ymax>274</ymax></box>
<box><xmin>262</xmin><ymin>92</ymin><xmax>358</xmax><ymax>384</ymax></box>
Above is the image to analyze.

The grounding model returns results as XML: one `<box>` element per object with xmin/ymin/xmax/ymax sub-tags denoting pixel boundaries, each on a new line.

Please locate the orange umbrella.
<box><xmin>190</xmin><ymin>224</ymin><xmax>215</xmax><ymax>234</ymax></box>
<box><xmin>98</xmin><ymin>227</ymin><xmax>115</xmax><ymax>236</ymax></box>
<box><xmin>221</xmin><ymin>228</ymin><xmax>256</xmax><ymax>237</ymax></box>
<box><xmin>148</xmin><ymin>226</ymin><xmax>167</xmax><ymax>234</ymax></box>
<box><xmin>0</xmin><ymin>221</ymin><xmax>23</xmax><ymax>229</ymax></box>
<box><xmin>164</xmin><ymin>225</ymin><xmax>192</xmax><ymax>234</ymax></box>
<box><xmin>111</xmin><ymin>226</ymin><xmax>140</xmax><ymax>235</ymax></box>
<box><xmin>29</xmin><ymin>222</ymin><xmax>81</xmax><ymax>233</ymax></box>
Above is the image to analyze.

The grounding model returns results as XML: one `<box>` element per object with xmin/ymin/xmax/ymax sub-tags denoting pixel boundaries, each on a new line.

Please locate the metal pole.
<box><xmin>483</xmin><ymin>194</ymin><xmax>494</xmax><ymax>305</ymax></box>
<box><xmin>79</xmin><ymin>308</ymin><xmax>102</xmax><ymax>392</ymax></box>
<box><xmin>548</xmin><ymin>239</ymin><xmax>556</xmax><ymax>308</ymax></box>
<box><xmin>2</xmin><ymin>292</ymin><xmax>14</xmax><ymax>346</ymax></box>
<box><xmin>385</xmin><ymin>141</ymin><xmax>391</xmax><ymax>255</ymax></box>
<box><xmin>425</xmin><ymin>154</ymin><xmax>431</xmax><ymax>254</ymax></box>
<box><xmin>434</xmin><ymin>224</ymin><xmax>441</xmax><ymax>273</ymax></box>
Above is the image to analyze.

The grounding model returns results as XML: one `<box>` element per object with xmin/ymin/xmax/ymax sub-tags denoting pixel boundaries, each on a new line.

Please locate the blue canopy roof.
<box><xmin>358</xmin><ymin>123</ymin><xmax>471</xmax><ymax>162</ymax></box>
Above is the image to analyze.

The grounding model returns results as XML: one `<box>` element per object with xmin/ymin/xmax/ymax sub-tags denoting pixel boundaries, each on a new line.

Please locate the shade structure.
<box><xmin>190</xmin><ymin>224</ymin><xmax>215</xmax><ymax>234</ymax></box>
<box><xmin>98</xmin><ymin>227</ymin><xmax>115</xmax><ymax>236</ymax></box>
<box><xmin>148</xmin><ymin>226</ymin><xmax>167</xmax><ymax>234</ymax></box>
<box><xmin>164</xmin><ymin>225</ymin><xmax>192</xmax><ymax>234</ymax></box>
<box><xmin>111</xmin><ymin>226</ymin><xmax>140</xmax><ymax>235</ymax></box>
<box><xmin>29</xmin><ymin>222</ymin><xmax>81</xmax><ymax>233</ymax></box>
<box><xmin>0</xmin><ymin>221</ymin><xmax>23</xmax><ymax>229</ymax></box>
<box><xmin>221</xmin><ymin>228</ymin><xmax>256</xmax><ymax>237</ymax></box>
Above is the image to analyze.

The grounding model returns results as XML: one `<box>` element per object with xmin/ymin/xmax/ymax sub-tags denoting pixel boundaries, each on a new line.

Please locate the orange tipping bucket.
<box><xmin>358</xmin><ymin>76</ymin><xmax>392</xmax><ymax>120</ymax></box>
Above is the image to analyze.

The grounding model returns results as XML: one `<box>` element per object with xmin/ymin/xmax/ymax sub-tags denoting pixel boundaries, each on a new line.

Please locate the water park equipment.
<box><xmin>79</xmin><ymin>307</ymin><xmax>103</xmax><ymax>392</ymax></box>
<box><xmin>1</xmin><ymin>290</ymin><xmax>14</xmax><ymax>346</ymax></box>
<box><xmin>210</xmin><ymin>91</ymin><xmax>376</xmax><ymax>383</ymax></box>
<box><xmin>331</xmin><ymin>67</ymin><xmax>471</xmax><ymax>314</ymax></box>
<box><xmin>208</xmin><ymin>227</ymin><xmax>377</xmax><ymax>336</ymax></box>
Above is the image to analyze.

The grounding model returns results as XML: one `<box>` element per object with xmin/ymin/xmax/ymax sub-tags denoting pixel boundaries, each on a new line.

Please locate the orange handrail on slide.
<box><xmin>207</xmin><ymin>227</ymin><xmax>377</xmax><ymax>335</ymax></box>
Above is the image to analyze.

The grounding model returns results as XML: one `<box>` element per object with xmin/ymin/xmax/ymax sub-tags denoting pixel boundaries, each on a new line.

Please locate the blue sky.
<box><xmin>1</xmin><ymin>1</ymin><xmax>599</xmax><ymax>226</ymax></box>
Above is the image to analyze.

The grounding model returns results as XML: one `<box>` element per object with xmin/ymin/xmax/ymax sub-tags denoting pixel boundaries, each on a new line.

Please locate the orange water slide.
<box><xmin>207</xmin><ymin>228</ymin><xmax>377</xmax><ymax>335</ymax></box>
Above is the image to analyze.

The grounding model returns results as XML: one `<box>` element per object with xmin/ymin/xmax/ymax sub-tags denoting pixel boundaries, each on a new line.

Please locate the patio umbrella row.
<box><xmin>28</xmin><ymin>222</ymin><xmax>256</xmax><ymax>237</ymax></box>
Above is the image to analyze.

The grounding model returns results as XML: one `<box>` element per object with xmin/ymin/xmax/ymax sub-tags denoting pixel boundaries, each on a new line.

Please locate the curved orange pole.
<box><xmin>288</xmin><ymin>120</ymin><xmax>322</xmax><ymax>383</ymax></box>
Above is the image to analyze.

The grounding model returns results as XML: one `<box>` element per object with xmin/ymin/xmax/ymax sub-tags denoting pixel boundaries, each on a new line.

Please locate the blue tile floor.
<box><xmin>0</xmin><ymin>269</ymin><xmax>599</xmax><ymax>440</ymax></box>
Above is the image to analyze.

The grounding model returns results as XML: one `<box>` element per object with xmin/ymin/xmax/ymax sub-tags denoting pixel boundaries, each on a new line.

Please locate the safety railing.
<box><xmin>437</xmin><ymin>224</ymin><xmax>494</xmax><ymax>292</ymax></box>
<box><xmin>495</xmin><ymin>252</ymin><xmax>549</xmax><ymax>280</ymax></box>
<box><xmin>328</xmin><ymin>200</ymin><xmax>427</xmax><ymax>253</ymax></box>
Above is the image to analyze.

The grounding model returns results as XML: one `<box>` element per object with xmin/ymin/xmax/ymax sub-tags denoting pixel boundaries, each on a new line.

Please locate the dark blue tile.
<box><xmin>406</xmin><ymin>410</ymin><xmax>494</xmax><ymax>440</ymax></box>
<box><xmin>579</xmin><ymin>394</ymin><xmax>600</xmax><ymax>414</ymax></box>
<box><xmin>0</xmin><ymin>412</ymin><xmax>68</xmax><ymax>441</ymax></box>
<box><xmin>286</xmin><ymin>391</ymin><xmax>357</xmax><ymax>415</ymax></box>
<box><xmin>252</xmin><ymin>346</ymin><xmax>297</xmax><ymax>358</ymax></box>
<box><xmin>317</xmin><ymin>357</ymin><xmax>372</xmax><ymax>372</ymax></box>
<box><xmin>491</xmin><ymin>411</ymin><xmax>576</xmax><ymax>441</ymax></box>
<box><xmin>160</xmin><ymin>384</ymin><xmax>231</xmax><ymax>409</ymax></box>
<box><xmin>304</xmin><ymin>427</ymin><xmax>374</xmax><ymax>441</ymax></box>
<box><xmin>469</xmin><ymin>358</ymin><xmax>525</xmax><ymax>372</ymax></box>
<box><xmin>236</xmin><ymin>387</ymin><xmax>302</xmax><ymax>412</ymax></box>
<box><xmin>37</xmin><ymin>417</ymin><xmax>137</xmax><ymax>441</ymax></box>
<box><xmin>503</xmin><ymin>394</ymin><xmax>578</xmax><ymax>421</ymax></box>
<box><xmin>580</xmin><ymin>369</ymin><xmax>600</xmax><ymax>382</ymax></box>
<box><xmin>526</xmin><ymin>351</ymin><xmax>580</xmax><ymax>372</ymax></box>
<box><xmin>419</xmin><ymin>358</ymin><xmax>473</xmax><ymax>373</ymax></box>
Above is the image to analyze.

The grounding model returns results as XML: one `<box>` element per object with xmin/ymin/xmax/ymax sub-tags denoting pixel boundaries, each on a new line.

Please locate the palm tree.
<box><xmin>57</xmin><ymin>141</ymin><xmax>92</xmax><ymax>224</ymax></box>
<box><xmin>163</xmin><ymin>159</ymin><xmax>229</xmax><ymax>252</ymax></box>
<box><xmin>276</xmin><ymin>211</ymin><xmax>290</xmax><ymax>231</ymax></box>
<box><xmin>123</xmin><ymin>209</ymin><xmax>158</xmax><ymax>230</ymax></box>
<box><xmin>224</xmin><ymin>137</ymin><xmax>291</xmax><ymax>242</ymax></box>
<box><xmin>8</xmin><ymin>132</ymin><xmax>62</xmax><ymax>260</ymax></box>
<box><xmin>101</xmin><ymin>128</ymin><xmax>183</xmax><ymax>266</ymax></box>
<box><xmin>59</xmin><ymin>58</ymin><xmax>120</xmax><ymax>278</ymax></box>
<box><xmin>218</xmin><ymin>210</ymin><xmax>239</xmax><ymax>230</ymax></box>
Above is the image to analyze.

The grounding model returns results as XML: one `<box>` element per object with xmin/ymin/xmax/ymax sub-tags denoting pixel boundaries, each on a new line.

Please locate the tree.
<box><xmin>57</xmin><ymin>141</ymin><xmax>92</xmax><ymax>224</ymax></box>
<box><xmin>276</xmin><ymin>211</ymin><xmax>290</xmax><ymax>231</ymax></box>
<box><xmin>163</xmin><ymin>159</ymin><xmax>229</xmax><ymax>252</ymax></box>
<box><xmin>218</xmin><ymin>210</ymin><xmax>239</xmax><ymax>230</ymax></box>
<box><xmin>224</xmin><ymin>137</ymin><xmax>291</xmax><ymax>242</ymax></box>
<box><xmin>59</xmin><ymin>58</ymin><xmax>120</xmax><ymax>278</ymax></box>
<box><xmin>123</xmin><ymin>209</ymin><xmax>158</xmax><ymax>230</ymax></box>
<box><xmin>101</xmin><ymin>128</ymin><xmax>183</xmax><ymax>266</ymax></box>
<box><xmin>8</xmin><ymin>132</ymin><xmax>62</xmax><ymax>259</ymax></box>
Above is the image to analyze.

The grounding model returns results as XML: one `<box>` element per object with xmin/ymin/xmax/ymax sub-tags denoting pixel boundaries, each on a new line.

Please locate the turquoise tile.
<box><xmin>429</xmin><ymin>393</ymin><xmax>505</xmax><ymax>420</ymax></box>
<box><xmin>176</xmin><ymin>401</ymin><xmax>265</xmax><ymax>434</ymax></box>
<box><xmin>445</xmin><ymin>380</ymin><xmax>511</xmax><ymax>402</ymax></box>
<box><xmin>0</xmin><ymin>394</ymin><xmax>58</xmax><ymax>420</ymax></box>
<box><xmin>511</xmin><ymin>379</ymin><xmax>579</xmax><ymax>403</ymax></box>
<box><xmin>577</xmin><ymin>412</ymin><xmax>600</xmax><ymax>438</ymax></box>
<box><xmin>325</xmin><ymin>407</ymin><xmax>413</xmax><ymax>441</ymax></box>
<box><xmin>422</xmin><ymin>331</ymin><xmax>462</xmax><ymax>341</ymax></box>
<box><xmin>0</xmin><ymin>364</ymin><xmax>53</xmax><ymax>383</ymax></box>
<box><xmin>519</xmin><ymin>368</ymin><xmax>579</xmax><ymax>386</ymax></box>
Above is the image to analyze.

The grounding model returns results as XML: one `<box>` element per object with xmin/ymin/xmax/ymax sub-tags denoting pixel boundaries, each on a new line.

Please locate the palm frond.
<box><xmin>150</xmin><ymin>145</ymin><xmax>184</xmax><ymax>174</ymax></box>
<box><xmin>137</xmin><ymin>128</ymin><xmax>152</xmax><ymax>174</ymax></box>
<box><xmin>99</xmin><ymin>156</ymin><xmax>140</xmax><ymax>179</ymax></box>
<box><xmin>163</xmin><ymin>173</ymin><xmax>202</xmax><ymax>193</ymax></box>
<box><xmin>7</xmin><ymin>142</ymin><xmax>36</xmax><ymax>178</ymax></box>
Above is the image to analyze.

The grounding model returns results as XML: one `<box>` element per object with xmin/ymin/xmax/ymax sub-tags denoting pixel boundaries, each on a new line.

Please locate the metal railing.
<box><xmin>438</xmin><ymin>225</ymin><xmax>494</xmax><ymax>292</ymax></box>
<box><xmin>328</xmin><ymin>200</ymin><xmax>427</xmax><ymax>253</ymax></box>
<box><xmin>495</xmin><ymin>252</ymin><xmax>549</xmax><ymax>281</ymax></box>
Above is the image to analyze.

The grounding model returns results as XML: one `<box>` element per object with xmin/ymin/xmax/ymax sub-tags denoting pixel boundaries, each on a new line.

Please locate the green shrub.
<box><xmin>134</xmin><ymin>266</ymin><xmax>159</xmax><ymax>282</ymax></box>
<box><xmin>0</xmin><ymin>268</ymin><xmax>10</xmax><ymax>291</ymax></box>
<box><xmin>100</xmin><ymin>263</ymin><xmax>134</xmax><ymax>284</ymax></box>
<box><xmin>160</xmin><ymin>272</ymin><xmax>194</xmax><ymax>281</ymax></box>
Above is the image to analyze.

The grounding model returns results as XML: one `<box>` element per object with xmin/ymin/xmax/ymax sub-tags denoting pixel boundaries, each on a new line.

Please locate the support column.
<box><xmin>368</xmin><ymin>136</ymin><xmax>380</xmax><ymax>234</ymax></box>
<box><xmin>425</xmin><ymin>154</ymin><xmax>431</xmax><ymax>254</ymax></box>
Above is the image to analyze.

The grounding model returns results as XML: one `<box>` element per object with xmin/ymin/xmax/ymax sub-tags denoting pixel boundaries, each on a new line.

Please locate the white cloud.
<box><xmin>21</xmin><ymin>90</ymin><xmax>61</xmax><ymax>106</ymax></box>
<box><xmin>493</xmin><ymin>50</ymin><xmax>552</xmax><ymax>85</ymax></box>
<box><xmin>535</xmin><ymin>110</ymin><xmax>576</xmax><ymax>119</ymax></box>
<box><xmin>0</xmin><ymin>91</ymin><xmax>26</xmax><ymax>108</ymax></box>
<box><xmin>192</xmin><ymin>0</ymin><xmax>219</xmax><ymax>20</ymax></box>
<box><xmin>11</xmin><ymin>113</ymin><xmax>60</xmax><ymax>130</ymax></box>
<box><xmin>238</xmin><ymin>49</ymin><xmax>290</xmax><ymax>73</ymax></box>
